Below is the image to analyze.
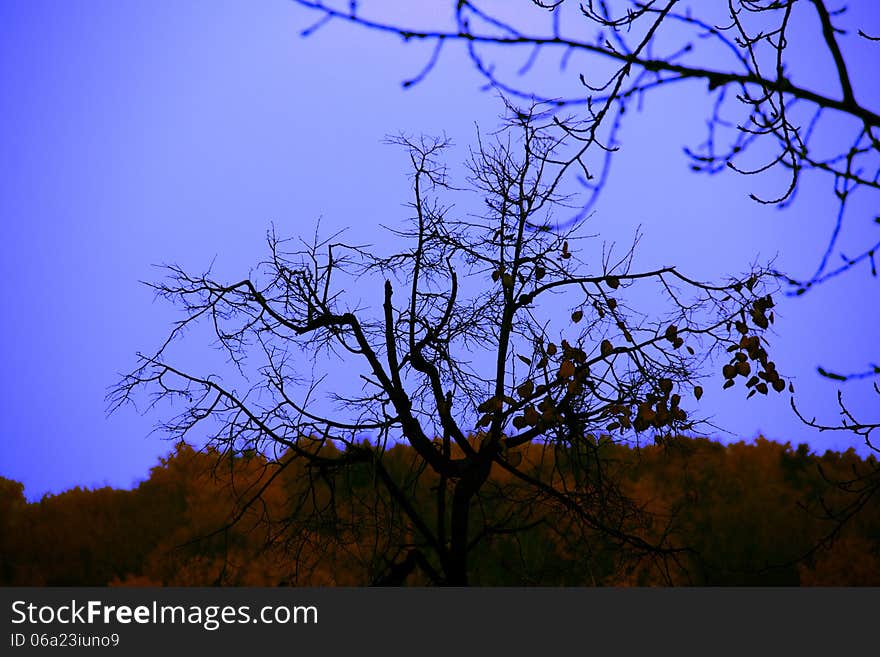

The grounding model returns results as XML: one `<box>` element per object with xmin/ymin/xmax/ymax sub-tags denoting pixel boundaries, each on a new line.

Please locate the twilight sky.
<box><xmin>1</xmin><ymin>0</ymin><xmax>878</xmax><ymax>501</ymax></box>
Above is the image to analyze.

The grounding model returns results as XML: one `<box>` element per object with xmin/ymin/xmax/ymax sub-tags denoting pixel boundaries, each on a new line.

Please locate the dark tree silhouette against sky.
<box><xmin>111</xmin><ymin>109</ymin><xmax>790</xmax><ymax>584</ymax></box>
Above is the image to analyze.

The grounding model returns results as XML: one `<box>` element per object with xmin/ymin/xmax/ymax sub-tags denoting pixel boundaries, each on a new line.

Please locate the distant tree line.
<box><xmin>2</xmin><ymin>436</ymin><xmax>878</xmax><ymax>586</ymax></box>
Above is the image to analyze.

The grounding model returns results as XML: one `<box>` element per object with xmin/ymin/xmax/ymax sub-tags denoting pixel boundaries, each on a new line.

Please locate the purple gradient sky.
<box><xmin>1</xmin><ymin>1</ymin><xmax>878</xmax><ymax>501</ymax></box>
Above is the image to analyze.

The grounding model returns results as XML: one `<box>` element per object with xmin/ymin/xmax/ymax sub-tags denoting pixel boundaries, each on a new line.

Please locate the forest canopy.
<box><xmin>2</xmin><ymin>436</ymin><xmax>878</xmax><ymax>586</ymax></box>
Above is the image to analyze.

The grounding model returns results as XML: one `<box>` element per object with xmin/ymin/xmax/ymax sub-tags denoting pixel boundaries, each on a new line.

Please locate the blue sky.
<box><xmin>1</xmin><ymin>0</ymin><xmax>878</xmax><ymax>501</ymax></box>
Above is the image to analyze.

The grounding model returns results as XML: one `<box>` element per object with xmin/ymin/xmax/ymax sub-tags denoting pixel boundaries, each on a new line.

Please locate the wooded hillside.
<box><xmin>2</xmin><ymin>437</ymin><xmax>877</xmax><ymax>586</ymax></box>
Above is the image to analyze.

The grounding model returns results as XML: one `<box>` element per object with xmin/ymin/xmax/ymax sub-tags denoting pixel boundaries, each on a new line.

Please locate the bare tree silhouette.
<box><xmin>111</xmin><ymin>108</ymin><xmax>787</xmax><ymax>584</ymax></box>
